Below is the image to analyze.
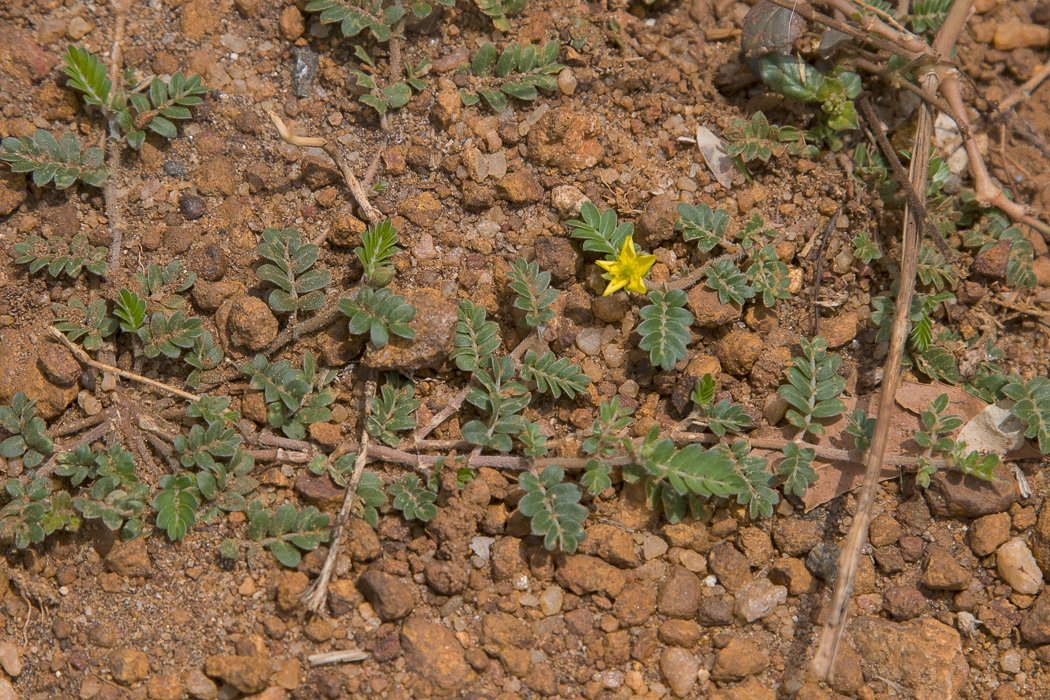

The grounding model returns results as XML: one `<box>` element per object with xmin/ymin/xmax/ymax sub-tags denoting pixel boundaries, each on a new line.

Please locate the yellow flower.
<box><xmin>595</xmin><ymin>235</ymin><xmax>657</xmax><ymax>296</ymax></box>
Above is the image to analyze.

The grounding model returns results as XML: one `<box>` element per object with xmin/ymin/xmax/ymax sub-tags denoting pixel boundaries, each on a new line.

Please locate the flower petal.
<box><xmin>602</xmin><ymin>278</ymin><xmax>627</xmax><ymax>296</ymax></box>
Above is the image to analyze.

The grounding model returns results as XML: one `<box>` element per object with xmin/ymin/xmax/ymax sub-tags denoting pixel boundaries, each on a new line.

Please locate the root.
<box><xmin>266</xmin><ymin>110</ymin><xmax>382</xmax><ymax>224</ymax></box>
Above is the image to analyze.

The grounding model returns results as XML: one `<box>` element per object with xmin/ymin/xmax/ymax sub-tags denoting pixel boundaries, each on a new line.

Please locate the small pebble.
<box><xmin>619</xmin><ymin>379</ymin><xmax>639</xmax><ymax>398</ymax></box>
<box><xmin>163</xmin><ymin>160</ymin><xmax>187</xmax><ymax>177</ymax></box>
<box><xmin>642</xmin><ymin>535</ymin><xmax>669</xmax><ymax>561</ymax></box>
<box><xmin>179</xmin><ymin>194</ymin><xmax>206</xmax><ymax>220</ymax></box>
<box><xmin>469</xmin><ymin>536</ymin><xmax>495</xmax><ymax>562</ymax></box>
<box><xmin>557</xmin><ymin>67</ymin><xmax>578</xmax><ymax>95</ymax></box>
<box><xmin>539</xmin><ymin>585</ymin><xmax>563</xmax><ymax>616</ymax></box>
<box><xmin>66</xmin><ymin>16</ymin><xmax>93</xmax><ymax>40</ymax></box>
<box><xmin>79</xmin><ymin>370</ymin><xmax>96</xmax><ymax>392</ymax></box>
<box><xmin>602</xmin><ymin>344</ymin><xmax>625</xmax><ymax>367</ymax></box>
<box><xmin>292</xmin><ymin>46</ymin><xmax>319</xmax><ymax>98</ymax></box>
<box><xmin>680</xmin><ymin>550</ymin><xmax>706</xmax><ymax>573</ymax></box>
<box><xmin>575</xmin><ymin>327</ymin><xmax>601</xmax><ymax>356</ymax></box>
<box><xmin>996</xmin><ymin>537</ymin><xmax>1044</xmax><ymax>595</ymax></box>
<box><xmin>806</xmin><ymin>542</ymin><xmax>840</xmax><ymax>581</ymax></box>
<box><xmin>734</xmin><ymin>578</ymin><xmax>787</xmax><ymax>622</ymax></box>
<box><xmin>0</xmin><ymin>642</ymin><xmax>22</xmax><ymax>677</ymax></box>
<box><xmin>221</xmin><ymin>33</ymin><xmax>248</xmax><ymax>54</ymax></box>
<box><xmin>77</xmin><ymin>391</ymin><xmax>101</xmax><ymax>416</ymax></box>
<box><xmin>1000</xmin><ymin>649</ymin><xmax>1022</xmax><ymax>674</ymax></box>
<box><xmin>100</xmin><ymin>373</ymin><xmax>118</xmax><ymax>393</ymax></box>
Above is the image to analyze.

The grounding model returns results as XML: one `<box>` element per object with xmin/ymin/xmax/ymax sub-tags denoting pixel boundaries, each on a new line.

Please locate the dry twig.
<box><xmin>105</xmin><ymin>0</ymin><xmax>130</xmax><ymax>275</ymax></box>
<box><xmin>812</xmin><ymin>0</ymin><xmax>971</xmax><ymax>678</ymax></box>
<box><xmin>49</xmin><ymin>327</ymin><xmax>200</xmax><ymax>402</ymax></box>
<box><xmin>307</xmin><ymin>650</ymin><xmax>370</xmax><ymax>666</ymax></box>
<box><xmin>302</xmin><ymin>371</ymin><xmax>376</xmax><ymax>613</ymax></box>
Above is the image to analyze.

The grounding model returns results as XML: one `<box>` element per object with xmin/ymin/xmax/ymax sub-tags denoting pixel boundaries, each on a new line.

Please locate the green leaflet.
<box><xmin>518</xmin><ymin>350</ymin><xmax>590</xmax><ymax>399</ymax></box>
<box><xmin>247</xmin><ymin>500</ymin><xmax>331</xmax><ymax>568</ymax></box>
<box><xmin>339</xmin><ymin>287</ymin><xmax>416</xmax><ymax>348</ymax></box>
<box><xmin>451</xmin><ymin>299</ymin><xmax>501</xmax><ymax>372</ymax></box>
<box><xmin>508</xmin><ymin>259</ymin><xmax>558</xmax><ymax>328</ymax></box>
<box><xmin>461</xmin><ymin>40</ymin><xmax>562</xmax><ymax>111</ymax></box>
<box><xmin>777</xmin><ymin>336</ymin><xmax>846</xmax><ymax>438</ymax></box>
<box><xmin>1</xmin><ymin>130</ymin><xmax>107</xmax><ymax>189</ymax></box>
<box><xmin>256</xmin><ymin>227</ymin><xmax>330</xmax><ymax>315</ymax></box>
<box><xmin>519</xmin><ymin>466</ymin><xmax>587</xmax><ymax>552</ymax></box>
<box><xmin>638</xmin><ymin>288</ymin><xmax>693</xmax><ymax>371</ymax></box>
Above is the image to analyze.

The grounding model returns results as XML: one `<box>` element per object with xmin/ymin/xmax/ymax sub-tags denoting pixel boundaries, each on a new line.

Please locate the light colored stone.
<box><xmin>659</xmin><ymin>647</ymin><xmax>698</xmax><ymax>697</ymax></box>
<box><xmin>642</xmin><ymin>534</ymin><xmax>669</xmax><ymax>560</ymax></box>
<box><xmin>550</xmin><ymin>185</ymin><xmax>588</xmax><ymax>217</ymax></box>
<box><xmin>734</xmin><ymin>578</ymin><xmax>787</xmax><ymax>622</ymax></box>
<box><xmin>0</xmin><ymin>643</ymin><xmax>22</xmax><ymax>678</ymax></box>
<box><xmin>539</xmin><ymin>585</ymin><xmax>563</xmax><ymax>616</ymax></box>
<box><xmin>996</xmin><ymin>537</ymin><xmax>1043</xmax><ymax>595</ymax></box>
<box><xmin>993</xmin><ymin>21</ymin><xmax>1049</xmax><ymax>50</ymax></box>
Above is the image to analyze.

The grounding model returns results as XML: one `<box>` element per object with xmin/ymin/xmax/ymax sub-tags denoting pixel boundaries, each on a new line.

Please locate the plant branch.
<box><xmin>48</xmin><ymin>327</ymin><xmax>200</xmax><ymax>402</ymax></box>
<box><xmin>990</xmin><ymin>58</ymin><xmax>1050</xmax><ymax>122</ymax></box>
<box><xmin>819</xmin><ymin>0</ymin><xmax>932</xmax><ymax>54</ymax></box>
<box><xmin>763</xmin><ymin>0</ymin><xmax>926</xmax><ymax>59</ymax></box>
<box><xmin>36</xmin><ymin>420</ymin><xmax>114</xmax><ymax>478</ymax></box>
<box><xmin>264</xmin><ymin>305</ymin><xmax>345</xmax><ymax>356</ymax></box>
<box><xmin>302</xmin><ymin>370</ymin><xmax>376</xmax><ymax>614</ymax></box>
<box><xmin>936</xmin><ymin>74</ymin><xmax>1050</xmax><ymax>241</ymax></box>
<box><xmin>248</xmin><ymin>426</ymin><xmax>950</xmax><ymax>473</ymax></box>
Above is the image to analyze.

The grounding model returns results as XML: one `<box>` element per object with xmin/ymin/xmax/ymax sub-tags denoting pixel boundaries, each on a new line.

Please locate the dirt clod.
<box><xmin>849</xmin><ymin>618</ymin><xmax>967</xmax><ymax>699</ymax></box>
<box><xmin>110</xmin><ymin>648</ymin><xmax>150</xmax><ymax>685</ymax></box>
<box><xmin>712</xmin><ymin>636</ymin><xmax>768</xmax><ymax>680</ymax></box>
<box><xmin>400</xmin><ymin>616</ymin><xmax>472</xmax><ymax>691</ymax></box>
<box><xmin>203</xmin><ymin>655</ymin><xmax>273</xmax><ymax>695</ymax></box>
<box><xmin>921</xmin><ymin>546</ymin><xmax>972</xmax><ymax>590</ymax></box>
<box><xmin>363</xmin><ymin>287</ymin><xmax>456</xmax><ymax>372</ymax></box>
<box><xmin>104</xmin><ymin>538</ymin><xmax>153</xmax><ymax>578</ymax></box>
<box><xmin>358</xmin><ymin>569</ymin><xmax>416</xmax><ymax>620</ymax></box>
<box><xmin>224</xmin><ymin>295</ymin><xmax>278</xmax><ymax>352</ymax></box>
